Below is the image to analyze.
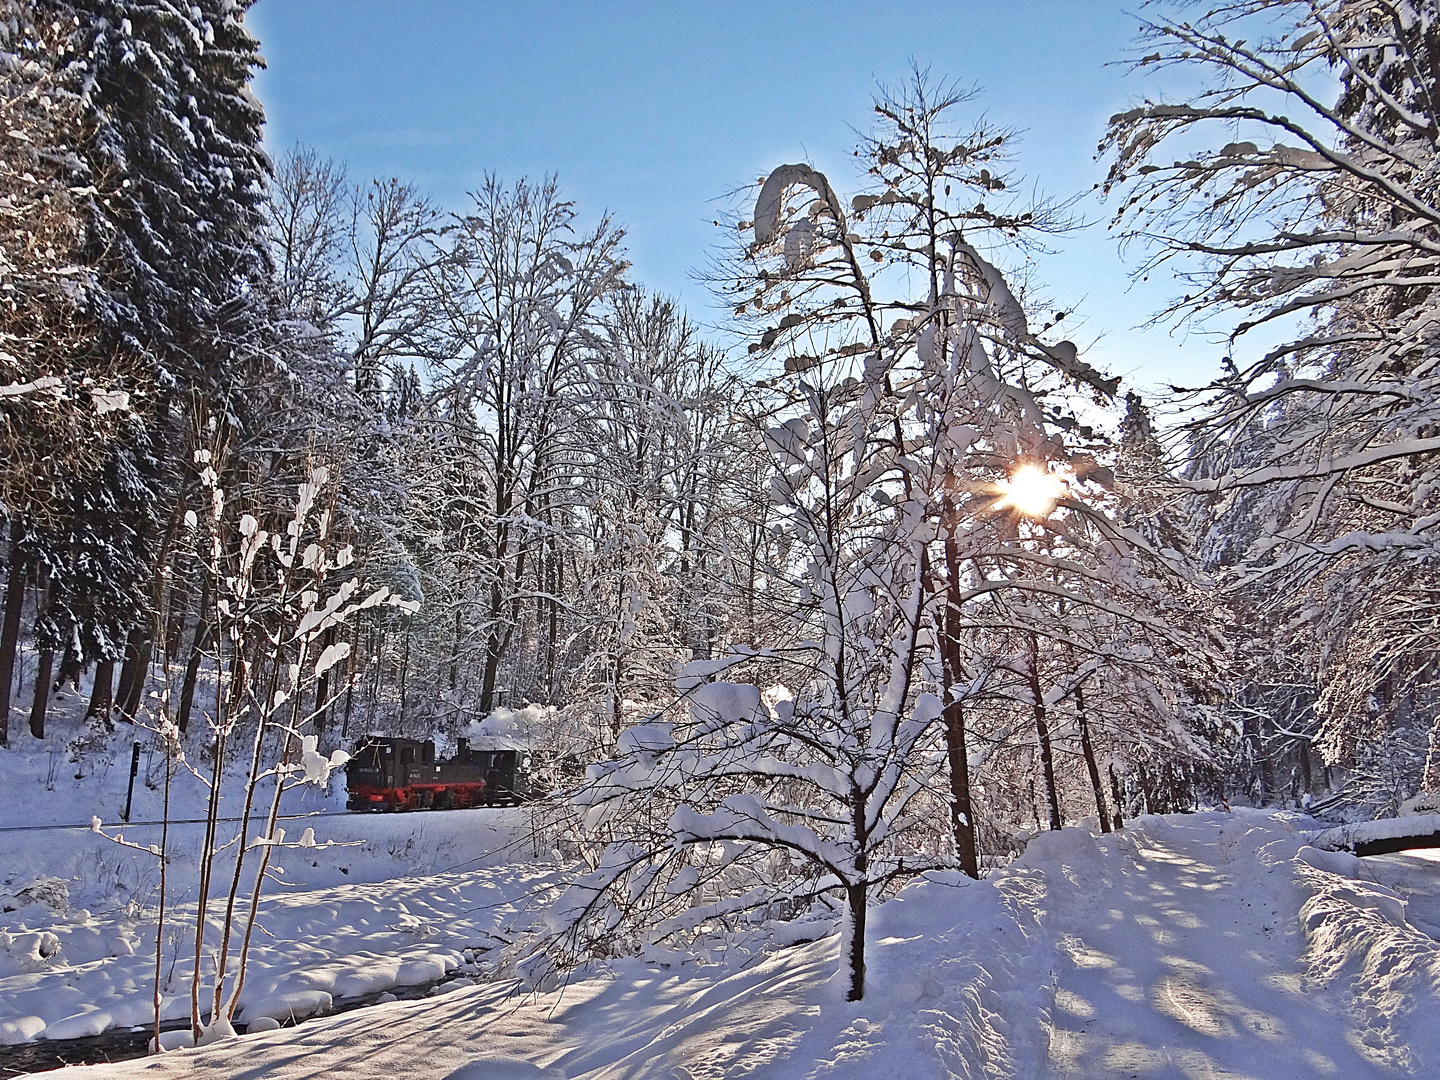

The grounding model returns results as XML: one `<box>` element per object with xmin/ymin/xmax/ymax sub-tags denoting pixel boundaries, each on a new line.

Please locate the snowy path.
<box><xmin>57</xmin><ymin>813</ymin><xmax>1440</xmax><ymax>1079</ymax></box>
<box><xmin>1044</xmin><ymin>816</ymin><xmax>1383</xmax><ymax>1078</ymax></box>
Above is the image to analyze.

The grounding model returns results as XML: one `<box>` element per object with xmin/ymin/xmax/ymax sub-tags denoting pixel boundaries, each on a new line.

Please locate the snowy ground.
<box><xmin>0</xmin><ymin>727</ymin><xmax>560</xmax><ymax>1047</ymax></box>
<box><xmin>14</xmin><ymin>808</ymin><xmax>1436</xmax><ymax>1079</ymax></box>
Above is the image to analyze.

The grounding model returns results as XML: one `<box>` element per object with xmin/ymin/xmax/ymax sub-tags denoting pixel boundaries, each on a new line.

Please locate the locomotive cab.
<box><xmin>452</xmin><ymin>738</ymin><xmax>521</xmax><ymax>802</ymax></box>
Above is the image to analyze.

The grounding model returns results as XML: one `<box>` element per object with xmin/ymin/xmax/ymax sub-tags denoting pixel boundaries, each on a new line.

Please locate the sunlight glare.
<box><xmin>999</xmin><ymin>464</ymin><xmax>1063</xmax><ymax>517</ymax></box>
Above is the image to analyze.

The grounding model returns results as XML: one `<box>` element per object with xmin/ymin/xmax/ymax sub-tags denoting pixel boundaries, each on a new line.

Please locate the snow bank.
<box><xmin>237</xmin><ymin>990</ymin><xmax>333</xmax><ymax>1025</ymax></box>
<box><xmin>35</xmin><ymin>810</ymin><xmax>1440</xmax><ymax>1079</ymax></box>
<box><xmin>0</xmin><ymin>857</ymin><xmax>557</xmax><ymax>1043</ymax></box>
<box><xmin>1294</xmin><ymin>844</ymin><xmax>1440</xmax><ymax>1071</ymax></box>
<box><xmin>0</xmin><ymin>725</ymin><xmax>557</xmax><ymax>1046</ymax></box>
<box><xmin>1311</xmin><ymin>813</ymin><xmax>1440</xmax><ymax>852</ymax></box>
<box><xmin>444</xmin><ymin>1061</ymin><xmax>565</xmax><ymax>1080</ymax></box>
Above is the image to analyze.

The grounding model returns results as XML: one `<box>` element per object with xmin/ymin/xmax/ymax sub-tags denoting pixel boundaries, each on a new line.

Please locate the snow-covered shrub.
<box><xmin>91</xmin><ymin>461</ymin><xmax>403</xmax><ymax>1046</ymax></box>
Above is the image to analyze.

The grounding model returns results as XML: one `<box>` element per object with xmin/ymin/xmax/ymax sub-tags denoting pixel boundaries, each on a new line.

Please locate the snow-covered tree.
<box><xmin>542</xmin><ymin>73</ymin><xmax>1220</xmax><ymax>1003</ymax></box>
<box><xmin>0</xmin><ymin>3</ymin><xmax>141</xmax><ymax>743</ymax></box>
<box><xmin>0</xmin><ymin>5</ymin><xmax>136</xmax><ymax>527</ymax></box>
<box><xmin>571</xmin><ymin>292</ymin><xmax>750</xmax><ymax>738</ymax></box>
<box><xmin>64</xmin><ymin>0</ymin><xmax>271</xmax><ymax>378</ymax></box>
<box><xmin>555</xmin><ymin>371</ymin><xmax>942</xmax><ymax>1003</ymax></box>
<box><xmin>1102</xmin><ymin>0</ymin><xmax>1440</xmax><ymax>796</ymax></box>
<box><xmin>426</xmin><ymin>176</ymin><xmax>627</xmax><ymax>714</ymax></box>
<box><xmin>1</xmin><ymin>0</ymin><xmax>278</xmax><ymax>746</ymax></box>
<box><xmin>268</xmin><ymin>146</ymin><xmax>351</xmax><ymax>332</ymax></box>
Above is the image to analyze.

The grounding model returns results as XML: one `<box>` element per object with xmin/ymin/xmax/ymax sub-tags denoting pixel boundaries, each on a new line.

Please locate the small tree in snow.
<box><xmin>95</xmin><ymin>459</ymin><xmax>409</xmax><ymax>1045</ymax></box>
<box><xmin>552</xmin><ymin>371</ymin><xmax>943</xmax><ymax>1002</ymax></box>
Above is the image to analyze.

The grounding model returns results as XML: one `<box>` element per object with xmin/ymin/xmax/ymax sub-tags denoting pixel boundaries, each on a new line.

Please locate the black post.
<box><xmin>123</xmin><ymin>741</ymin><xmax>141</xmax><ymax>822</ymax></box>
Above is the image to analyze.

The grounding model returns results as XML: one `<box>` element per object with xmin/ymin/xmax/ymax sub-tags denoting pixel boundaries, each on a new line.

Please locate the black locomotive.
<box><xmin>345</xmin><ymin>736</ymin><xmax>523</xmax><ymax>810</ymax></box>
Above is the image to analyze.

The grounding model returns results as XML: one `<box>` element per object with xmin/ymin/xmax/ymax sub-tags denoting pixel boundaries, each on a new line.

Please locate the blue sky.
<box><xmin>247</xmin><ymin>1</ymin><xmax>1223</xmax><ymax>393</ymax></box>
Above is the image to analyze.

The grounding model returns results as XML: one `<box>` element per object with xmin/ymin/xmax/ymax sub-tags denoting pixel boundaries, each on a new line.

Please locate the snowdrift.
<box><xmin>36</xmin><ymin>809</ymin><xmax>1440</xmax><ymax>1079</ymax></box>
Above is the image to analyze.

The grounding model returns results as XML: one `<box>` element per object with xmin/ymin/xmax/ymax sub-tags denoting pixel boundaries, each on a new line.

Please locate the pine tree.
<box><xmin>15</xmin><ymin>0</ymin><xmax>277</xmax><ymax>736</ymax></box>
<box><xmin>63</xmin><ymin>0</ymin><xmax>270</xmax><ymax>379</ymax></box>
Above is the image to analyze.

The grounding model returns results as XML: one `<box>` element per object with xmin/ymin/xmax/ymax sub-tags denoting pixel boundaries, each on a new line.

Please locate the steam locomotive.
<box><xmin>344</xmin><ymin>736</ymin><xmax>524</xmax><ymax>811</ymax></box>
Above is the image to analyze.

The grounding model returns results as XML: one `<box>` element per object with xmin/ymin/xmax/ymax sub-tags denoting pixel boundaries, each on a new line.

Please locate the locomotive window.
<box><xmin>422</xmin><ymin>742</ymin><xmax>434</xmax><ymax>765</ymax></box>
<box><xmin>401</xmin><ymin>747</ymin><xmax>415</xmax><ymax>765</ymax></box>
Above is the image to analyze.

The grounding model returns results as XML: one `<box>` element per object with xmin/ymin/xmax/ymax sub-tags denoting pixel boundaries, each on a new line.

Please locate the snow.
<box><xmin>0</xmin><ymin>835</ymin><xmax>555</xmax><ymax>1044</ymax></box>
<box><xmin>0</xmin><ymin>728</ymin><xmax>558</xmax><ymax>1047</ymax></box>
<box><xmin>237</xmin><ymin>990</ymin><xmax>333</xmax><ymax>1026</ymax></box>
<box><xmin>752</xmin><ymin>164</ymin><xmax>841</xmax><ymax>245</ymax></box>
<box><xmin>24</xmin><ymin>808</ymin><xmax>1440</xmax><ymax>1078</ymax></box>
<box><xmin>445</xmin><ymin>1062</ymin><xmax>565</xmax><ymax>1080</ymax></box>
<box><xmin>464</xmin><ymin>705</ymin><xmax>550</xmax><ymax>751</ymax></box>
<box><xmin>1311</xmin><ymin>814</ymin><xmax>1440</xmax><ymax>852</ymax></box>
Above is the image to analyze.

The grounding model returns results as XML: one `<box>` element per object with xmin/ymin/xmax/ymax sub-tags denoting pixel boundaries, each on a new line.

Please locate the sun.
<box><xmin>998</xmin><ymin>464</ymin><xmax>1064</xmax><ymax>518</ymax></box>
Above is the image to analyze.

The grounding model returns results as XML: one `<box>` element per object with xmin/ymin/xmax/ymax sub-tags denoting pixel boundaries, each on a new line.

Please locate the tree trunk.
<box><xmin>1137</xmin><ymin>761</ymin><xmax>1155</xmax><ymax>815</ymax></box>
<box><xmin>314</xmin><ymin>625</ymin><xmax>337</xmax><ymax>735</ymax></box>
<box><xmin>228</xmin><ymin>629</ymin><xmax>248</xmax><ymax>709</ymax></box>
<box><xmin>1299</xmin><ymin>738</ymin><xmax>1314</xmax><ymax>795</ymax></box>
<box><xmin>164</xmin><ymin>570</ymin><xmax>190</xmax><ymax>661</ymax></box>
<box><xmin>935</xmin><ymin>530</ymin><xmax>979</xmax><ymax>877</ymax></box>
<box><xmin>117</xmin><ymin>630</ymin><xmax>153</xmax><ymax>721</ymax></box>
<box><xmin>547</xmin><ymin>544</ymin><xmax>560</xmax><ymax>699</ymax></box>
<box><xmin>57</xmin><ymin>646</ymin><xmax>82</xmax><ymax>692</ymax></box>
<box><xmin>1258</xmin><ymin>715</ymin><xmax>1275</xmax><ymax>803</ymax></box>
<box><xmin>611</xmin><ymin>651</ymin><xmax>624</xmax><ymax>743</ymax></box>
<box><xmin>478</xmin><ymin>610</ymin><xmax>502</xmax><ymax>714</ymax></box>
<box><xmin>29</xmin><ymin>649</ymin><xmax>52</xmax><ymax>740</ymax></box>
<box><xmin>845</xmin><ymin>881</ymin><xmax>867</xmax><ymax>1002</ymax></box>
<box><xmin>177</xmin><ymin>573</ymin><xmax>214</xmax><ymax>735</ymax></box>
<box><xmin>369</xmin><ymin>628</ymin><xmax>384</xmax><ymax>726</ymax></box>
<box><xmin>1242</xmin><ymin>711</ymin><xmax>1267</xmax><ymax>803</ymax></box>
<box><xmin>1109</xmin><ymin>764</ymin><xmax>1125</xmax><ymax>830</ymax></box>
<box><xmin>1035</xmin><ymin>707</ymin><xmax>1062</xmax><ymax>831</ymax></box>
<box><xmin>0</xmin><ymin>523</ymin><xmax>27</xmax><ymax>747</ymax></box>
<box><xmin>1028</xmin><ymin>633</ymin><xmax>1062</xmax><ymax>831</ymax></box>
<box><xmin>29</xmin><ymin>563</ymin><xmax>53</xmax><ymax>740</ymax></box>
<box><xmin>746</xmin><ymin>521</ymin><xmax>758</xmax><ymax>641</ymax></box>
<box><xmin>1076</xmin><ymin>686</ymin><xmax>1110</xmax><ymax>833</ymax></box>
<box><xmin>449</xmin><ymin>606</ymin><xmax>462</xmax><ymax>691</ymax></box>
<box><xmin>341</xmin><ymin>619</ymin><xmax>359</xmax><ymax>738</ymax></box>
<box><xmin>398</xmin><ymin>629</ymin><xmax>410</xmax><ymax>728</ymax></box>
<box><xmin>114</xmin><ymin>627</ymin><xmax>144</xmax><ymax>722</ymax></box>
<box><xmin>342</xmin><ymin>670</ymin><xmax>356</xmax><ymax>738</ymax></box>
<box><xmin>177</xmin><ymin>633</ymin><xmax>209</xmax><ymax>735</ymax></box>
<box><xmin>941</xmin><ymin>698</ymin><xmax>980</xmax><ymax>875</ymax></box>
<box><xmin>87</xmin><ymin>659</ymin><xmax>115</xmax><ymax>720</ymax></box>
